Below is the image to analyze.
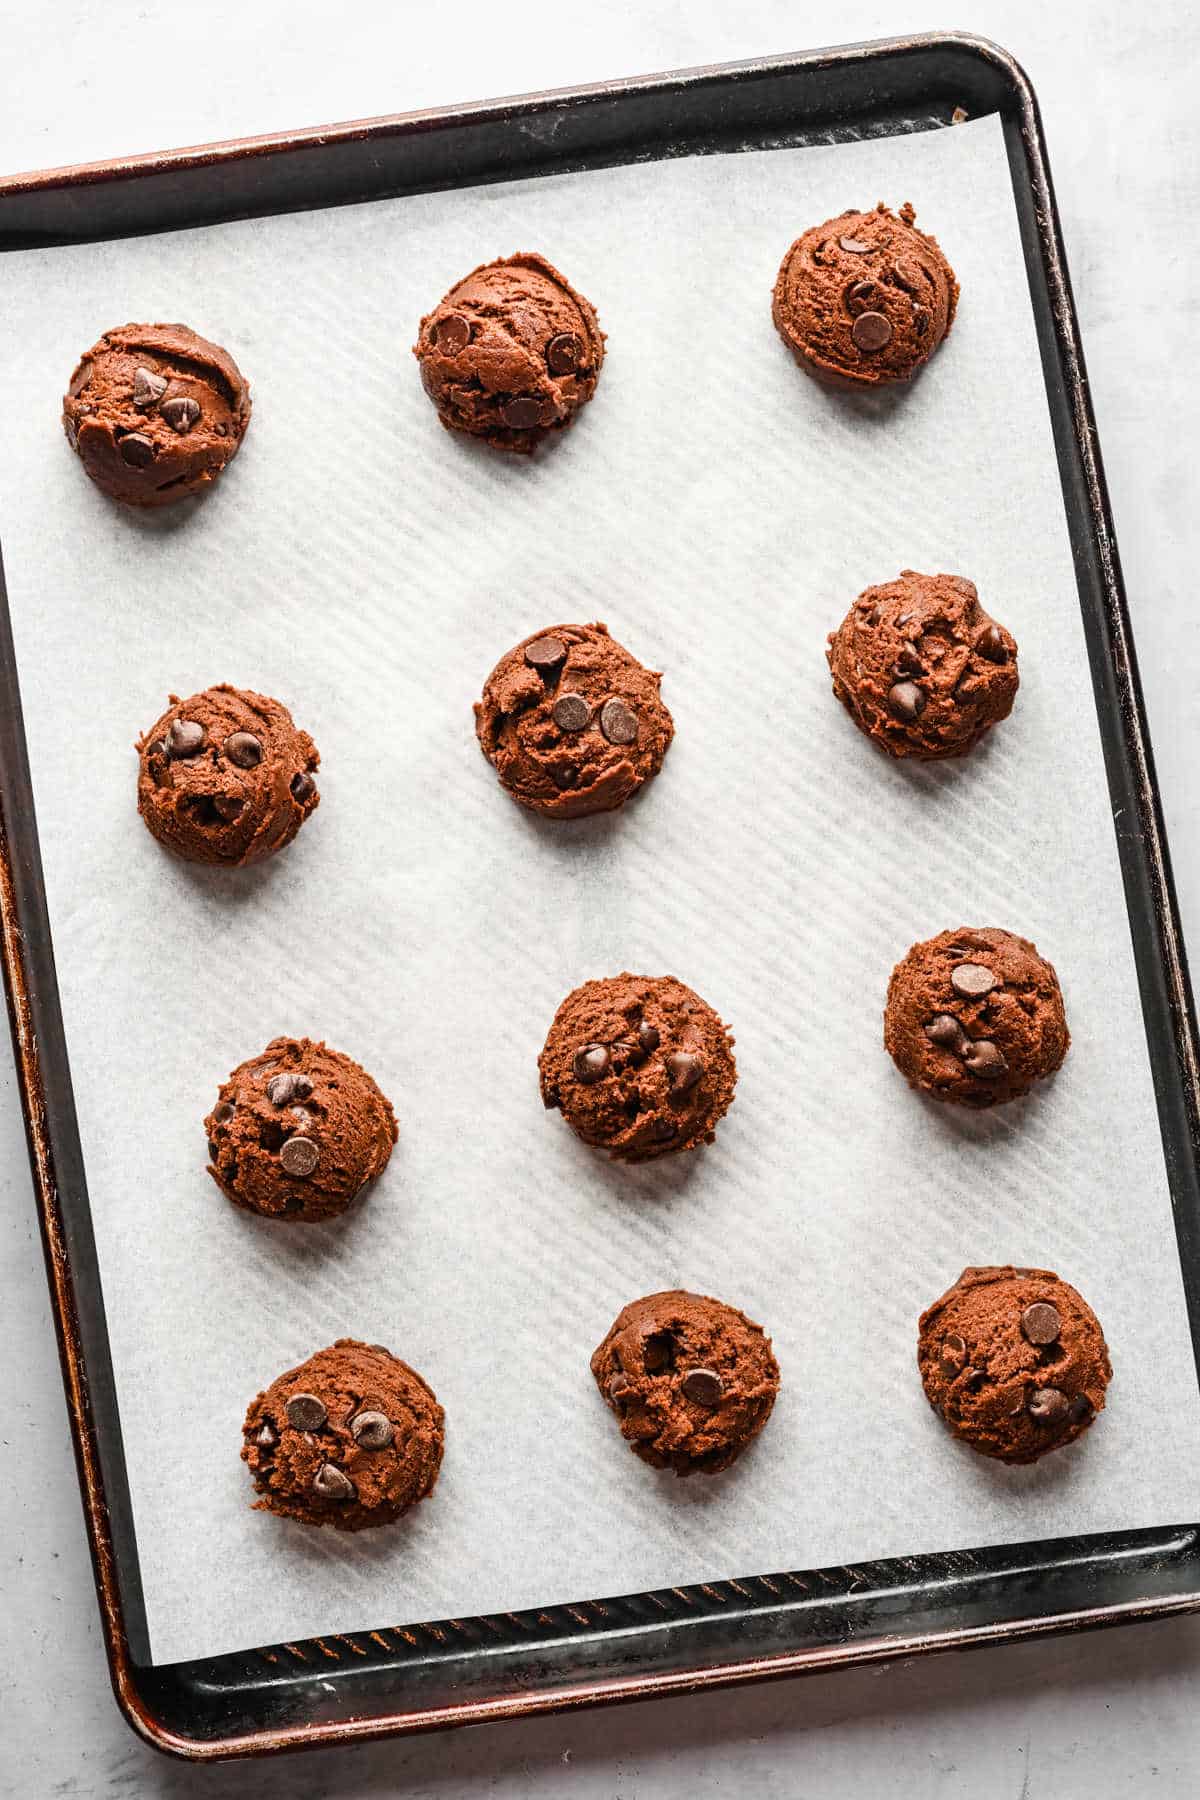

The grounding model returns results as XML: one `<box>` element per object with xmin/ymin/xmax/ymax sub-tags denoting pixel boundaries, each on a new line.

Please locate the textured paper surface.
<box><xmin>1</xmin><ymin>115</ymin><xmax>1198</xmax><ymax>1666</ymax></box>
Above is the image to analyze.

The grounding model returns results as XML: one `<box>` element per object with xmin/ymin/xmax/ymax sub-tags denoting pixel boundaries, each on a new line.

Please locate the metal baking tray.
<box><xmin>3</xmin><ymin>29</ymin><xmax>1200</xmax><ymax>1764</ymax></box>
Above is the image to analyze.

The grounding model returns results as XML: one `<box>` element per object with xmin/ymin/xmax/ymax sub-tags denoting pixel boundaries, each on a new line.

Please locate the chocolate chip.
<box><xmin>925</xmin><ymin>1013</ymin><xmax>967</xmax><ymax>1053</ymax></box>
<box><xmin>551</xmin><ymin>764</ymin><xmax>577</xmax><ymax>789</ymax></box>
<box><xmin>606</xmin><ymin>1373</ymin><xmax>632</xmax><ymax>1408</ymax></box>
<box><xmin>434</xmin><ymin>313</ymin><xmax>470</xmax><ymax>354</ymax></box>
<box><xmin>146</xmin><ymin>739</ymin><xmax>166</xmax><ymax>761</ymax></box>
<box><xmin>161</xmin><ymin>395</ymin><xmax>201</xmax><ymax>434</ymax></box>
<box><xmin>845</xmin><ymin>280</ymin><xmax>882</xmax><ymax>315</ymax></box>
<box><xmin>975</xmin><ymin>624</ymin><xmax>1009</xmax><ymax>663</ymax></box>
<box><xmin>547</xmin><ymin>332</ymin><xmax>582</xmax><ymax>374</ymax></box>
<box><xmin>552</xmin><ymin>693</ymin><xmax>591</xmax><ymax>733</ymax></box>
<box><xmin>207</xmin><ymin>1139</ymin><xmax>219</xmax><ymax>1159</ymax></box>
<box><xmin>839</xmin><ymin>236</ymin><xmax>873</xmax><ymax>254</ymax></box>
<box><xmin>574</xmin><ymin>1044</ymin><xmax>610</xmax><ymax>1085</ymax></box>
<box><xmin>350</xmin><ymin>1410</ymin><xmax>394</xmax><ymax>1450</ymax></box>
<box><xmin>893</xmin><ymin>258</ymin><xmax>924</xmax><ymax>292</ymax></box>
<box><xmin>290</xmin><ymin>771</ymin><xmax>316</xmax><ymax>803</ymax></box>
<box><xmin>212</xmin><ymin>794</ymin><xmax>244</xmax><ymax>821</ymax></box>
<box><xmin>280</xmin><ymin>1136</ymin><xmax>319</xmax><ymax>1177</ymax></box>
<box><xmin>502</xmin><ymin>396</ymin><xmax>543</xmax><ymax>430</ymax></box>
<box><xmin>255</xmin><ymin>1422</ymin><xmax>278</xmax><ymax>1450</ymax></box>
<box><xmin>651</xmin><ymin>1119</ymin><xmax>678</xmax><ymax>1143</ymax></box>
<box><xmin>216</xmin><ymin>1102</ymin><xmax>235</xmax><ymax>1124</ymax></box>
<box><xmin>643</xmin><ymin>1331</ymin><xmax>674</xmax><ymax>1373</ymax></box>
<box><xmin>524</xmin><ymin>635</ymin><xmax>568</xmax><ymax>676</ymax></box>
<box><xmin>962</xmin><ymin>1039</ymin><xmax>1008</xmax><ymax>1082</ymax></box>
<box><xmin>951</xmin><ymin>963</ymin><xmax>997</xmax><ymax>999</ymax></box>
<box><xmin>132</xmin><ymin>367</ymin><xmax>168</xmax><ymax>409</ymax></box>
<box><xmin>913</xmin><ymin>309</ymin><xmax>931</xmax><ymax>338</ymax></box>
<box><xmin>888</xmin><ymin>681</ymin><xmax>926</xmax><ymax>722</ymax></box>
<box><xmin>286</xmin><ymin>1392</ymin><xmax>327</xmax><ymax>1430</ymax></box>
<box><xmin>119</xmin><ymin>433</ymin><xmax>156</xmax><ymax>467</ymax></box>
<box><xmin>1021</xmin><ymin>1302</ymin><xmax>1062</xmax><ymax>1346</ymax></box>
<box><xmin>1028</xmin><ymin>1386</ymin><xmax>1070</xmax><ymax>1425</ymax></box>
<box><xmin>313</xmin><ymin>1462</ymin><xmax>356</xmax><ymax>1501</ymax></box>
<box><xmin>893</xmin><ymin>640</ymin><xmax>924</xmax><ymax>677</ymax></box>
<box><xmin>851</xmin><ymin>311</ymin><xmax>893</xmax><ymax>353</ymax></box>
<box><xmin>599</xmin><ymin>698</ymin><xmax>638</xmax><ymax>745</ymax></box>
<box><xmin>168</xmin><ymin>719</ymin><xmax>204</xmax><ymax>757</ymax></box>
<box><xmin>681</xmin><ymin>1368</ymin><xmax>723</xmax><ymax>1407</ymax></box>
<box><xmin>666</xmin><ymin>1052</ymin><xmax>703</xmax><ymax>1097</ymax></box>
<box><xmin>1069</xmin><ymin>1394</ymin><xmax>1094</xmax><ymax>1424</ymax></box>
<box><xmin>224</xmin><ymin>731</ymin><xmax>263</xmax><ymax>769</ymax></box>
<box><xmin>267</xmin><ymin>1072</ymin><xmax>313</xmax><ymax>1108</ymax></box>
<box><xmin>940</xmin><ymin>1333</ymin><xmax>968</xmax><ymax>1374</ymax></box>
<box><xmin>637</xmin><ymin>1022</ymin><xmax>660</xmax><ymax>1056</ymax></box>
<box><xmin>68</xmin><ymin>359</ymin><xmax>93</xmax><ymax>398</ymax></box>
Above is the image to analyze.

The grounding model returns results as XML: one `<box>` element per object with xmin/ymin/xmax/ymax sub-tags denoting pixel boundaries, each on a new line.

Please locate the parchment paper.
<box><xmin>2</xmin><ymin>114</ymin><xmax>1198</xmax><ymax>1666</ymax></box>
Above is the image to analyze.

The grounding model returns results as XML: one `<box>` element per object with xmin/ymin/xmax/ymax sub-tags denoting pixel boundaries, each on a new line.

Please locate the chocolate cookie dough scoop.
<box><xmin>827</xmin><ymin>572</ymin><xmax>1018</xmax><ymax>759</ymax></box>
<box><xmin>414</xmin><ymin>253</ymin><xmax>604</xmax><ymax>452</ymax></box>
<box><xmin>592</xmin><ymin>1290</ymin><xmax>780</xmax><ymax>1475</ymax></box>
<box><xmin>772</xmin><ymin>202</ymin><xmax>957</xmax><ymax>387</ymax></box>
<box><xmin>242</xmin><ymin>1339</ymin><xmax>444</xmax><ymax>1528</ymax></box>
<box><xmin>475</xmin><ymin>622</ymin><xmax>673</xmax><ymax>819</ymax></box>
<box><xmin>885</xmin><ymin>927</ymin><xmax>1069</xmax><ymax>1108</ymax></box>
<box><xmin>136</xmin><ymin>684</ymin><xmax>319</xmax><ymax>866</ymax></box>
<box><xmin>918</xmin><ymin>1266</ymin><xmax>1111</xmax><ymax>1464</ymax></box>
<box><xmin>63</xmin><ymin>322</ymin><xmax>251</xmax><ymax>505</ymax></box>
<box><xmin>207</xmin><ymin>1037</ymin><xmax>397</xmax><ymax>1222</ymax></box>
<box><xmin>539</xmin><ymin>973</ymin><xmax>737</xmax><ymax>1161</ymax></box>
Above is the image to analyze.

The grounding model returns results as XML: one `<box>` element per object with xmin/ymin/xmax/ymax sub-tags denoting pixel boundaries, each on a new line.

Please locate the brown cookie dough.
<box><xmin>207</xmin><ymin>1038</ymin><xmax>397</xmax><ymax>1223</ymax></box>
<box><xmin>772</xmin><ymin>203</ymin><xmax>958</xmax><ymax>387</ymax></box>
<box><xmin>136</xmin><ymin>685</ymin><xmax>319</xmax><ymax>866</ymax></box>
<box><xmin>591</xmin><ymin>1290</ymin><xmax>779</xmax><ymax>1476</ymax></box>
<box><xmin>917</xmin><ymin>1266</ymin><xmax>1111</xmax><ymax>1464</ymax></box>
<box><xmin>63</xmin><ymin>322</ymin><xmax>251</xmax><ymax>506</ymax></box>
<box><xmin>475</xmin><ymin>623</ymin><xmax>673</xmax><ymax>820</ymax></box>
<box><xmin>414</xmin><ymin>253</ymin><xmax>604</xmax><ymax>453</ymax></box>
<box><xmin>827</xmin><ymin>572</ymin><xmax>1018</xmax><ymax>760</ymax></box>
<box><xmin>539</xmin><ymin>974</ymin><xmax>736</xmax><ymax>1162</ymax></box>
<box><xmin>885</xmin><ymin>928</ymin><xmax>1069</xmax><ymax>1109</ymax></box>
<box><xmin>242</xmin><ymin>1339</ymin><xmax>444</xmax><ymax>1529</ymax></box>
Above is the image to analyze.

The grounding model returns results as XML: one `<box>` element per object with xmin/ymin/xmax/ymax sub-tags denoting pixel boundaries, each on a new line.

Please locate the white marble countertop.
<box><xmin>2</xmin><ymin>2</ymin><xmax>1199</xmax><ymax>1793</ymax></box>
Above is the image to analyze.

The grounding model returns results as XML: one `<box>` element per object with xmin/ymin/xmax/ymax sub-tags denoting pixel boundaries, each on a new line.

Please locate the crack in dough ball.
<box><xmin>474</xmin><ymin>622</ymin><xmax>673</xmax><ymax>819</ymax></box>
<box><xmin>539</xmin><ymin>974</ymin><xmax>736</xmax><ymax>1161</ymax></box>
<box><xmin>413</xmin><ymin>253</ymin><xmax>604</xmax><ymax>452</ymax></box>
<box><xmin>918</xmin><ymin>1267</ymin><xmax>1110</xmax><ymax>1463</ymax></box>
<box><xmin>772</xmin><ymin>203</ymin><xmax>958</xmax><ymax>387</ymax></box>
<box><xmin>136</xmin><ymin>684</ymin><xmax>319</xmax><ymax>865</ymax></box>
<box><xmin>63</xmin><ymin>322</ymin><xmax>251</xmax><ymax>505</ymax></box>
<box><xmin>242</xmin><ymin>1339</ymin><xmax>443</xmax><ymax>1528</ymax></box>
<box><xmin>827</xmin><ymin>571</ymin><xmax>1018</xmax><ymax>760</ymax></box>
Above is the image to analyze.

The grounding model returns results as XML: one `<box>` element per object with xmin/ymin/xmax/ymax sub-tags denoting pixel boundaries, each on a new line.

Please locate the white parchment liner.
<box><xmin>1</xmin><ymin>115</ymin><xmax>1197</xmax><ymax>1664</ymax></box>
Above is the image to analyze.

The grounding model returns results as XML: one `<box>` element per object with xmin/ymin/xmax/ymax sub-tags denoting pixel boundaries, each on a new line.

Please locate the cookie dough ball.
<box><xmin>918</xmin><ymin>1266</ymin><xmax>1110</xmax><ymax>1464</ymax></box>
<box><xmin>475</xmin><ymin>623</ymin><xmax>673</xmax><ymax>820</ymax></box>
<box><xmin>772</xmin><ymin>202</ymin><xmax>958</xmax><ymax>387</ymax></box>
<box><xmin>827</xmin><ymin>572</ymin><xmax>1018</xmax><ymax>760</ymax></box>
<box><xmin>539</xmin><ymin>974</ymin><xmax>736</xmax><ymax>1162</ymax></box>
<box><xmin>591</xmin><ymin>1291</ymin><xmax>779</xmax><ymax>1476</ymax></box>
<box><xmin>885</xmin><ymin>928</ymin><xmax>1069</xmax><ymax>1109</ymax></box>
<box><xmin>63</xmin><ymin>322</ymin><xmax>251</xmax><ymax>506</ymax></box>
<box><xmin>136</xmin><ymin>685</ymin><xmax>319</xmax><ymax>866</ymax></box>
<box><xmin>414</xmin><ymin>253</ymin><xmax>604</xmax><ymax>453</ymax></box>
<box><xmin>242</xmin><ymin>1339</ymin><xmax>444</xmax><ymax>1529</ymax></box>
<box><xmin>207</xmin><ymin>1037</ymin><xmax>397</xmax><ymax>1223</ymax></box>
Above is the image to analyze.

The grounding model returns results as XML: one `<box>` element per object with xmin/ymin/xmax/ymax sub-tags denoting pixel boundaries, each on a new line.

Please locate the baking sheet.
<box><xmin>2</xmin><ymin>113</ymin><xmax>1198</xmax><ymax>1667</ymax></box>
